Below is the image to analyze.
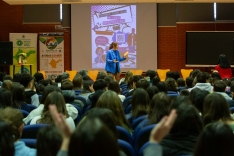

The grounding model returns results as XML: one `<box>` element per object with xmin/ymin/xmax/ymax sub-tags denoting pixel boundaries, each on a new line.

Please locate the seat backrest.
<box><xmin>72</xmin><ymin>105</ymin><xmax>83</xmax><ymax>125</ymax></box>
<box><xmin>116</xmin><ymin>126</ymin><xmax>133</xmax><ymax>145</ymax></box>
<box><xmin>130</xmin><ymin>70</ymin><xmax>143</xmax><ymax>76</ymax></box>
<box><xmin>181</xmin><ymin>69</ymin><xmax>193</xmax><ymax>79</ymax></box>
<box><xmin>22</xmin><ymin>124</ymin><xmax>49</xmax><ymax>139</ymax></box>
<box><xmin>20</xmin><ymin>139</ymin><xmax>37</xmax><ymax>148</ymax></box>
<box><xmin>88</xmin><ymin>70</ymin><xmax>99</xmax><ymax>81</ymax></box>
<box><xmin>118</xmin><ymin>139</ymin><xmax>135</xmax><ymax>156</ymax></box>
<box><xmin>124</xmin><ymin>104</ymin><xmax>132</xmax><ymax>114</ymax></box>
<box><xmin>157</xmin><ymin>69</ymin><xmax>170</xmax><ymax>82</ymax></box>
<box><xmin>123</xmin><ymin>96</ymin><xmax>132</xmax><ymax>109</ymax></box>
<box><xmin>27</xmin><ymin>104</ymin><xmax>37</xmax><ymax>112</ymax></box>
<box><xmin>18</xmin><ymin>109</ymin><xmax>29</xmax><ymax>118</ymax></box>
<box><xmin>138</xmin><ymin>142</ymin><xmax>150</xmax><ymax>156</ymax></box>
<box><xmin>133</xmin><ymin>124</ymin><xmax>156</xmax><ymax>154</ymax></box>
<box><xmin>38</xmin><ymin>70</ymin><xmax>47</xmax><ymax>79</ymax></box>
<box><xmin>75</xmin><ymin>95</ymin><xmax>87</xmax><ymax>106</ymax></box>
<box><xmin>230</xmin><ymin>107</ymin><xmax>234</xmax><ymax>113</ymax></box>
<box><xmin>66</xmin><ymin>70</ymin><xmax>77</xmax><ymax>81</ymax></box>
<box><xmin>122</xmin><ymin>90</ymin><xmax>130</xmax><ymax>96</ymax></box>
<box><xmin>131</xmin><ymin>115</ymin><xmax>147</xmax><ymax>130</ymax></box>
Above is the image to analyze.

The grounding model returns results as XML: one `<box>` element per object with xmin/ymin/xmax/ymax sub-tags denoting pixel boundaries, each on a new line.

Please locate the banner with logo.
<box><xmin>9</xmin><ymin>33</ymin><xmax>37</xmax><ymax>76</ymax></box>
<box><xmin>39</xmin><ymin>32</ymin><xmax>64</xmax><ymax>78</ymax></box>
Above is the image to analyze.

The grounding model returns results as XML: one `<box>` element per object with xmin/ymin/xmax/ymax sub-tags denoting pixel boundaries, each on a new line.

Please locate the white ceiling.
<box><xmin>3</xmin><ymin>0</ymin><xmax>234</xmax><ymax>5</ymax></box>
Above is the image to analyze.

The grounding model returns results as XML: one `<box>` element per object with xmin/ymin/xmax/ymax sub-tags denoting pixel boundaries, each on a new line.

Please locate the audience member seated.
<box><xmin>61</xmin><ymin>80</ymin><xmax>84</xmax><ymax>109</ymax></box>
<box><xmin>0</xmin><ymin>108</ymin><xmax>36</xmax><ymax>156</ymax></box>
<box><xmin>213</xmin><ymin>80</ymin><xmax>232</xmax><ymax>100</ymax></box>
<box><xmin>189</xmin><ymin>72</ymin><xmax>213</xmax><ymax>93</ymax></box>
<box><xmin>194</xmin><ymin>122</ymin><xmax>234</xmax><ymax>156</ymax></box>
<box><xmin>96</xmin><ymin>72</ymin><xmax>107</xmax><ymax>80</ymax></box>
<box><xmin>23</xmin><ymin>85</ymin><xmax>78</xmax><ymax>124</ymax></box>
<box><xmin>177</xmin><ymin>78</ymin><xmax>186</xmax><ymax>91</ymax></box>
<box><xmin>30</xmin><ymin>91</ymin><xmax>75</xmax><ymax>130</ymax></box>
<box><xmin>36</xmin><ymin>125</ymin><xmax>62</xmax><ymax>156</ymax></box>
<box><xmin>203</xmin><ymin>93</ymin><xmax>234</xmax><ymax>131</ymax></box>
<box><xmin>160</xmin><ymin>104</ymin><xmax>203</xmax><ymax>156</ymax></box>
<box><xmin>125</xmin><ymin>75</ymin><xmax>143</xmax><ymax>97</ymax></box>
<box><xmin>109</xmin><ymin>80</ymin><xmax>126</xmax><ymax>102</ymax></box>
<box><xmin>185</xmin><ymin>76</ymin><xmax>194</xmax><ymax>89</ymax></box>
<box><xmin>96</xmin><ymin>90</ymin><xmax>131</xmax><ymax>133</ymax></box>
<box><xmin>1</xmin><ymin>80</ymin><xmax>13</xmax><ymax>91</ymax></box>
<box><xmin>85</xmin><ymin>79</ymin><xmax>107</xmax><ymax>107</ymax></box>
<box><xmin>126</xmin><ymin>88</ymin><xmax>150</xmax><ymax>125</ymax></box>
<box><xmin>189</xmin><ymin>88</ymin><xmax>209</xmax><ymax>114</ymax></box>
<box><xmin>166</xmin><ymin>71</ymin><xmax>180</xmax><ymax>81</ymax></box>
<box><xmin>145</xmin><ymin>70</ymin><xmax>157</xmax><ymax>84</ymax></box>
<box><xmin>55</xmin><ymin>75</ymin><xmax>63</xmax><ymax>88</ymax></box>
<box><xmin>35</xmin><ymin>84</ymin><xmax>45</xmax><ymax>95</ymax></box>
<box><xmin>104</xmin><ymin>75</ymin><xmax>114</xmax><ymax>87</ymax></box>
<box><xmin>0</xmin><ymin>119</ymin><xmax>15</xmax><ymax>156</ymax></box>
<box><xmin>70</xmin><ymin>118</ymin><xmax>120</xmax><ymax>156</ymax></box>
<box><xmin>13</xmin><ymin>73</ymin><xmax>21</xmax><ymax>83</ymax></box>
<box><xmin>180</xmin><ymin>89</ymin><xmax>190</xmax><ymax>96</ymax></box>
<box><xmin>12</xmin><ymin>83</ymin><xmax>32</xmax><ymax>112</ymax></box>
<box><xmin>165</xmin><ymin>78</ymin><xmax>179</xmax><ymax>96</ymax></box>
<box><xmin>19</xmin><ymin>73</ymin><xmax>40</xmax><ymax>106</ymax></box>
<box><xmin>3</xmin><ymin>75</ymin><xmax>13</xmax><ymax>81</ymax></box>
<box><xmin>33</xmin><ymin>72</ymin><xmax>44</xmax><ymax>85</ymax></box>
<box><xmin>157</xmin><ymin>82</ymin><xmax>167</xmax><ymax>93</ymax></box>
<box><xmin>78</xmin><ymin>69</ymin><xmax>88</xmax><ymax>78</ymax></box>
<box><xmin>152</xmin><ymin>76</ymin><xmax>161</xmax><ymax>87</ymax></box>
<box><xmin>136</xmin><ymin>78</ymin><xmax>150</xmax><ymax>91</ymax></box>
<box><xmin>75</xmin><ymin>107</ymin><xmax>127</xmax><ymax>155</ymax></box>
<box><xmin>146</xmin><ymin>86</ymin><xmax>159</xmax><ymax>101</ymax></box>
<box><xmin>211</xmin><ymin>71</ymin><xmax>222</xmax><ymax>80</ymax></box>
<box><xmin>134</xmin><ymin>92</ymin><xmax>170</xmax><ymax>132</ymax></box>
<box><xmin>79</xmin><ymin>80</ymin><xmax>94</xmax><ymax>100</ymax></box>
<box><xmin>0</xmin><ymin>88</ymin><xmax>12</xmax><ymax>109</ymax></box>
<box><xmin>119</xmin><ymin>71</ymin><xmax>133</xmax><ymax>85</ymax></box>
<box><xmin>72</xmin><ymin>74</ymin><xmax>83</xmax><ymax>91</ymax></box>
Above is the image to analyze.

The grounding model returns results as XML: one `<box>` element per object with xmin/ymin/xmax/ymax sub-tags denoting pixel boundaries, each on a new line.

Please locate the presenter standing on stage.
<box><xmin>105</xmin><ymin>42</ymin><xmax>128</xmax><ymax>82</ymax></box>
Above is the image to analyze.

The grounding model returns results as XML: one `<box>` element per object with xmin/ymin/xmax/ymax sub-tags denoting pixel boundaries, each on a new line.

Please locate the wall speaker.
<box><xmin>0</xmin><ymin>41</ymin><xmax>13</xmax><ymax>65</ymax></box>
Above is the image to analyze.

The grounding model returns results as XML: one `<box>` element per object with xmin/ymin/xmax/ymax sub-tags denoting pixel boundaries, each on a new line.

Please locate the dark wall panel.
<box><xmin>158</xmin><ymin>3</ymin><xmax>176</xmax><ymax>26</ymax></box>
<box><xmin>216</xmin><ymin>3</ymin><xmax>234</xmax><ymax>21</ymax></box>
<box><xmin>62</xmin><ymin>4</ymin><xmax>71</xmax><ymax>27</ymax></box>
<box><xmin>177</xmin><ymin>3</ymin><xmax>214</xmax><ymax>22</ymax></box>
<box><xmin>23</xmin><ymin>4</ymin><xmax>60</xmax><ymax>24</ymax></box>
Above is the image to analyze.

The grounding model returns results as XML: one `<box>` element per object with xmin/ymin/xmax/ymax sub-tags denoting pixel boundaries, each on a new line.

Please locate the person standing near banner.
<box><xmin>105</xmin><ymin>42</ymin><xmax>128</xmax><ymax>82</ymax></box>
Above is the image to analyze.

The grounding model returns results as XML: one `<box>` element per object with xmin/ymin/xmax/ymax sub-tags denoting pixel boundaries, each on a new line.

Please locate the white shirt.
<box><xmin>23</xmin><ymin>104</ymin><xmax>78</xmax><ymax>124</ymax></box>
<box><xmin>30</xmin><ymin>115</ymin><xmax>75</xmax><ymax>130</ymax></box>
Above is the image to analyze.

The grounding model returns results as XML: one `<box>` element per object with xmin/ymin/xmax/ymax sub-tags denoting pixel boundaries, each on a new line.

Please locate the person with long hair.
<box><xmin>30</xmin><ymin>91</ymin><xmax>75</xmax><ymax>130</ymax></box>
<box><xmin>215</xmin><ymin>54</ymin><xmax>233</xmax><ymax>79</ymax></box>
<box><xmin>0</xmin><ymin>108</ymin><xmax>36</xmax><ymax>156</ymax></box>
<box><xmin>23</xmin><ymin>85</ymin><xmax>78</xmax><ymax>124</ymax></box>
<box><xmin>119</xmin><ymin>70</ymin><xmax>133</xmax><ymax>85</ymax></box>
<box><xmin>134</xmin><ymin>92</ymin><xmax>170</xmax><ymax>132</ymax></box>
<box><xmin>0</xmin><ymin>119</ymin><xmax>15</xmax><ymax>156</ymax></box>
<box><xmin>0</xmin><ymin>88</ymin><xmax>12</xmax><ymax>109</ymax></box>
<box><xmin>11</xmin><ymin>83</ymin><xmax>32</xmax><ymax>112</ymax></box>
<box><xmin>105</xmin><ymin>42</ymin><xmax>128</xmax><ymax>82</ymax></box>
<box><xmin>96</xmin><ymin>90</ymin><xmax>131</xmax><ymax>132</ymax></box>
<box><xmin>203</xmin><ymin>93</ymin><xmax>234</xmax><ymax>129</ymax></box>
<box><xmin>194</xmin><ymin>122</ymin><xmax>234</xmax><ymax>156</ymax></box>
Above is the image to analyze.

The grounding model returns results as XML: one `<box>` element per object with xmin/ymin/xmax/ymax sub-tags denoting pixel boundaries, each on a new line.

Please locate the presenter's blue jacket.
<box><xmin>105</xmin><ymin>49</ymin><xmax>126</xmax><ymax>74</ymax></box>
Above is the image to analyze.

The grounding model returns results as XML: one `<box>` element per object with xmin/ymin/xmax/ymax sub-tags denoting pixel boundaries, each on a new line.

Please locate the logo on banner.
<box><xmin>45</xmin><ymin>38</ymin><xmax>58</xmax><ymax>49</ymax></box>
<box><xmin>16</xmin><ymin>40</ymin><xmax>23</xmax><ymax>46</ymax></box>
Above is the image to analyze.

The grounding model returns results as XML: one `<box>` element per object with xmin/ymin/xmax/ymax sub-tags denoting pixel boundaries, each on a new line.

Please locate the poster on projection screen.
<box><xmin>91</xmin><ymin>5</ymin><xmax>136</xmax><ymax>69</ymax></box>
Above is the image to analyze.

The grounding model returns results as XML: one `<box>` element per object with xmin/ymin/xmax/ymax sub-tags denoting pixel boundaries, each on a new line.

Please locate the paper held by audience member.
<box><xmin>124</xmin><ymin>51</ymin><xmax>129</xmax><ymax>57</ymax></box>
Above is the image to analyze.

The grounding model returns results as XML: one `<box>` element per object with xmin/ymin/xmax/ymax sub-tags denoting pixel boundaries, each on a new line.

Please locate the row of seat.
<box><xmin>20</xmin><ymin>123</ymin><xmax>156</xmax><ymax>156</ymax></box>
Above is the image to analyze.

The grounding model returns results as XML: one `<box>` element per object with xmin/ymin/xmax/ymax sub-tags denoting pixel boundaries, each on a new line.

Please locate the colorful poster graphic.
<box><xmin>91</xmin><ymin>5</ymin><xmax>136</xmax><ymax>69</ymax></box>
<box><xmin>39</xmin><ymin>32</ymin><xmax>64</xmax><ymax>78</ymax></box>
<box><xmin>9</xmin><ymin>33</ymin><xmax>37</xmax><ymax>76</ymax></box>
